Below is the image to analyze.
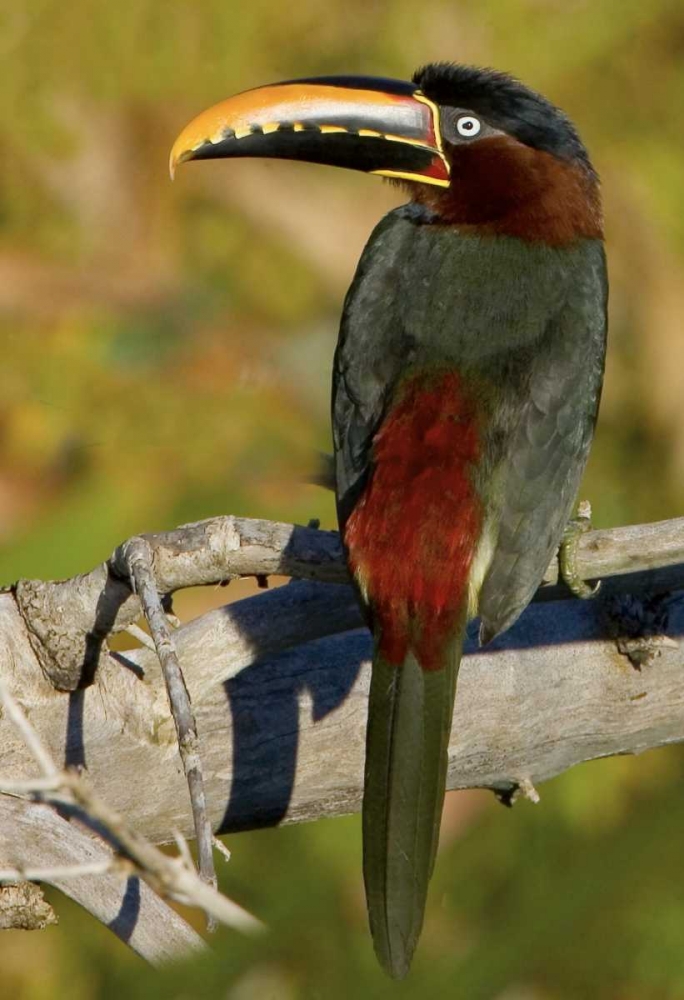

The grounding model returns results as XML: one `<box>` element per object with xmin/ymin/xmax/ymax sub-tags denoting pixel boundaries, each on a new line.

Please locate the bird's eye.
<box><xmin>456</xmin><ymin>115</ymin><xmax>481</xmax><ymax>138</ymax></box>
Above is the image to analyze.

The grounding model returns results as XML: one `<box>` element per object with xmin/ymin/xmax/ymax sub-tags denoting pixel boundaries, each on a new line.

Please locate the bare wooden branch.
<box><xmin>1</xmin><ymin>552</ymin><xmax>682</xmax><ymax>845</ymax></box>
<box><xmin>106</xmin><ymin>512</ymin><xmax>684</xmax><ymax>596</ymax></box>
<box><xmin>13</xmin><ymin>514</ymin><xmax>684</xmax><ymax>695</ymax></box>
<box><xmin>121</xmin><ymin>536</ymin><xmax>217</xmax><ymax>921</ymax></box>
<box><xmin>1</xmin><ymin>511</ymin><xmax>682</xmax><ymax>963</ymax></box>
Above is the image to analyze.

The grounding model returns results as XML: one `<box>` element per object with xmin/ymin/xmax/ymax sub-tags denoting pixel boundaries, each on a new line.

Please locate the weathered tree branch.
<box><xmin>12</xmin><ymin>514</ymin><xmax>684</xmax><ymax>694</ymax></box>
<box><xmin>0</xmin><ymin>513</ymin><xmax>682</xmax><ymax>960</ymax></box>
<box><xmin>1</xmin><ymin>515</ymin><xmax>682</xmax><ymax>847</ymax></box>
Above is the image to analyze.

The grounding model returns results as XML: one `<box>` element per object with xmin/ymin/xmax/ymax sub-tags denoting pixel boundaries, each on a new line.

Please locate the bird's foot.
<box><xmin>559</xmin><ymin>500</ymin><xmax>601</xmax><ymax>600</ymax></box>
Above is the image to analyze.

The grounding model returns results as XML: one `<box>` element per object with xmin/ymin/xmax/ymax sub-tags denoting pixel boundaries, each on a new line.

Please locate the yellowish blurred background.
<box><xmin>1</xmin><ymin>1</ymin><xmax>684</xmax><ymax>998</ymax></box>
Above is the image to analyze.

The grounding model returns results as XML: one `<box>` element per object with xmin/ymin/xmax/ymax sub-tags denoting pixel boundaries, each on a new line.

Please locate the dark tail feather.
<box><xmin>362</xmin><ymin>626</ymin><xmax>463</xmax><ymax>978</ymax></box>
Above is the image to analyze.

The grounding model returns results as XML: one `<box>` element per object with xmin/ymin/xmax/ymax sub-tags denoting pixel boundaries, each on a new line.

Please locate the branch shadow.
<box><xmin>216</xmin><ymin>553</ymin><xmax>684</xmax><ymax>832</ymax></box>
<box><xmin>107</xmin><ymin>876</ymin><xmax>141</xmax><ymax>943</ymax></box>
<box><xmin>65</xmin><ymin>690</ymin><xmax>86</xmax><ymax>769</ymax></box>
<box><xmin>66</xmin><ymin>518</ymin><xmax>682</xmax><ymax>844</ymax></box>
<box><xmin>464</xmin><ymin>579</ymin><xmax>684</xmax><ymax>656</ymax></box>
<box><xmin>65</xmin><ymin>568</ymin><xmax>135</xmax><ymax>770</ymax></box>
<box><xmin>219</xmin><ymin>569</ymin><xmax>369</xmax><ymax>833</ymax></box>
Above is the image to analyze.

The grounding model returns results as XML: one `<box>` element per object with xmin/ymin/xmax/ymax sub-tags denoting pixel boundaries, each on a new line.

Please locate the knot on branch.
<box><xmin>0</xmin><ymin>882</ymin><xmax>57</xmax><ymax>931</ymax></box>
<box><xmin>15</xmin><ymin>569</ymin><xmax>136</xmax><ymax>692</ymax></box>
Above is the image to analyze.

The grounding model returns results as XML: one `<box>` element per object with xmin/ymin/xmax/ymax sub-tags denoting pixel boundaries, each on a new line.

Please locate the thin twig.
<box><xmin>60</xmin><ymin>775</ymin><xmax>261</xmax><ymax>932</ymax></box>
<box><xmin>123</xmin><ymin>623</ymin><xmax>156</xmax><ymax>651</ymax></box>
<box><xmin>0</xmin><ymin>677</ymin><xmax>263</xmax><ymax>936</ymax></box>
<box><xmin>0</xmin><ymin>860</ymin><xmax>120</xmax><ymax>883</ymax></box>
<box><xmin>212</xmin><ymin>836</ymin><xmax>232</xmax><ymax>864</ymax></box>
<box><xmin>516</xmin><ymin>778</ymin><xmax>541</xmax><ymax>805</ymax></box>
<box><xmin>122</xmin><ymin>536</ymin><xmax>217</xmax><ymax>928</ymax></box>
<box><xmin>0</xmin><ymin>777</ymin><xmax>70</xmax><ymax>793</ymax></box>
<box><xmin>172</xmin><ymin>830</ymin><xmax>195</xmax><ymax>870</ymax></box>
<box><xmin>0</xmin><ymin>796</ymin><xmax>206</xmax><ymax>961</ymax></box>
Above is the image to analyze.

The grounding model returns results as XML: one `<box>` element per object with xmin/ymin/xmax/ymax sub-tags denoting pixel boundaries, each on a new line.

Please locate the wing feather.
<box><xmin>478</xmin><ymin>289</ymin><xmax>607</xmax><ymax>640</ymax></box>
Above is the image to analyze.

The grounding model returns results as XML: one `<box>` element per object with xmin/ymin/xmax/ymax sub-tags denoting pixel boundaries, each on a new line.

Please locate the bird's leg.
<box><xmin>559</xmin><ymin>500</ymin><xmax>601</xmax><ymax>599</ymax></box>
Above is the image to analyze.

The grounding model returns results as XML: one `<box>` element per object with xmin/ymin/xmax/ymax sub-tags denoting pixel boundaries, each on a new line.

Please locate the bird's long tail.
<box><xmin>362</xmin><ymin>621</ymin><xmax>464</xmax><ymax>979</ymax></box>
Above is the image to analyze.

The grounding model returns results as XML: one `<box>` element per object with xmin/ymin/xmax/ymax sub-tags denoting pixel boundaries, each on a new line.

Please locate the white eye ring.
<box><xmin>456</xmin><ymin>115</ymin><xmax>481</xmax><ymax>138</ymax></box>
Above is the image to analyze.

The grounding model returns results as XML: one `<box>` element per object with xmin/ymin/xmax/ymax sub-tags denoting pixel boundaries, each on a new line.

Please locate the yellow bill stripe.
<box><xmin>372</xmin><ymin>168</ymin><xmax>450</xmax><ymax>188</ymax></box>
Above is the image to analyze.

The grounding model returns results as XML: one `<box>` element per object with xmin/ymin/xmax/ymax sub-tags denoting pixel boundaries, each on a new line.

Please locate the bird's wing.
<box><xmin>332</xmin><ymin>211</ymin><xmax>415</xmax><ymax>529</ymax></box>
<box><xmin>332</xmin><ymin>361</ymin><xmax>382</xmax><ymax>529</ymax></box>
<box><xmin>477</xmin><ymin>276</ymin><xmax>607</xmax><ymax>641</ymax></box>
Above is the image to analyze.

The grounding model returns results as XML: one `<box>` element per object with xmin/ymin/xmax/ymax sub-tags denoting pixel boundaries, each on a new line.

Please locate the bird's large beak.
<box><xmin>169</xmin><ymin>76</ymin><xmax>449</xmax><ymax>187</ymax></box>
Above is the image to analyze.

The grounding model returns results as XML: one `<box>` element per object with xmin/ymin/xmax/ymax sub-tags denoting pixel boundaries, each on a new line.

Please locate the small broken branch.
<box><xmin>0</xmin><ymin>795</ymin><xmax>204</xmax><ymax>961</ymax></box>
<box><xmin>0</xmin><ymin>673</ymin><xmax>262</xmax><ymax>958</ymax></box>
<box><xmin>0</xmin><ymin>860</ymin><xmax>117</xmax><ymax>882</ymax></box>
<box><xmin>121</xmin><ymin>536</ymin><xmax>217</xmax><ymax>923</ymax></box>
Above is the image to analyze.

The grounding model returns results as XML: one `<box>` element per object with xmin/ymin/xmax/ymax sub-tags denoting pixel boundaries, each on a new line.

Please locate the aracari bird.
<box><xmin>171</xmin><ymin>63</ymin><xmax>607</xmax><ymax>978</ymax></box>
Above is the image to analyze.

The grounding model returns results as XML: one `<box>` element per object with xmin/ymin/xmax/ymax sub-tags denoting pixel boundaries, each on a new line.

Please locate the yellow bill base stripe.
<box><xmin>408</xmin><ymin>90</ymin><xmax>450</xmax><ymax>180</ymax></box>
<box><xmin>413</xmin><ymin>91</ymin><xmax>447</xmax><ymax>156</ymax></box>
<box><xmin>372</xmin><ymin>168</ymin><xmax>450</xmax><ymax>188</ymax></box>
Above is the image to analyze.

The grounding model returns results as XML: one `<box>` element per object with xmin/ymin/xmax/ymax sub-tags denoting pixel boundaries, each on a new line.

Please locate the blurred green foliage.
<box><xmin>2</xmin><ymin>1</ymin><xmax>684</xmax><ymax>997</ymax></box>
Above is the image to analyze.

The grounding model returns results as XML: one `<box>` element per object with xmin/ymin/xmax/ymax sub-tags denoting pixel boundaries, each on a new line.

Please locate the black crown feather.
<box><xmin>414</xmin><ymin>63</ymin><xmax>593</xmax><ymax>171</ymax></box>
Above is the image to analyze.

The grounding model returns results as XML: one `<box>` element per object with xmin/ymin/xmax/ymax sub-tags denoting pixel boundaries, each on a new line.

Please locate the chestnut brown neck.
<box><xmin>412</xmin><ymin>135</ymin><xmax>603</xmax><ymax>246</ymax></box>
